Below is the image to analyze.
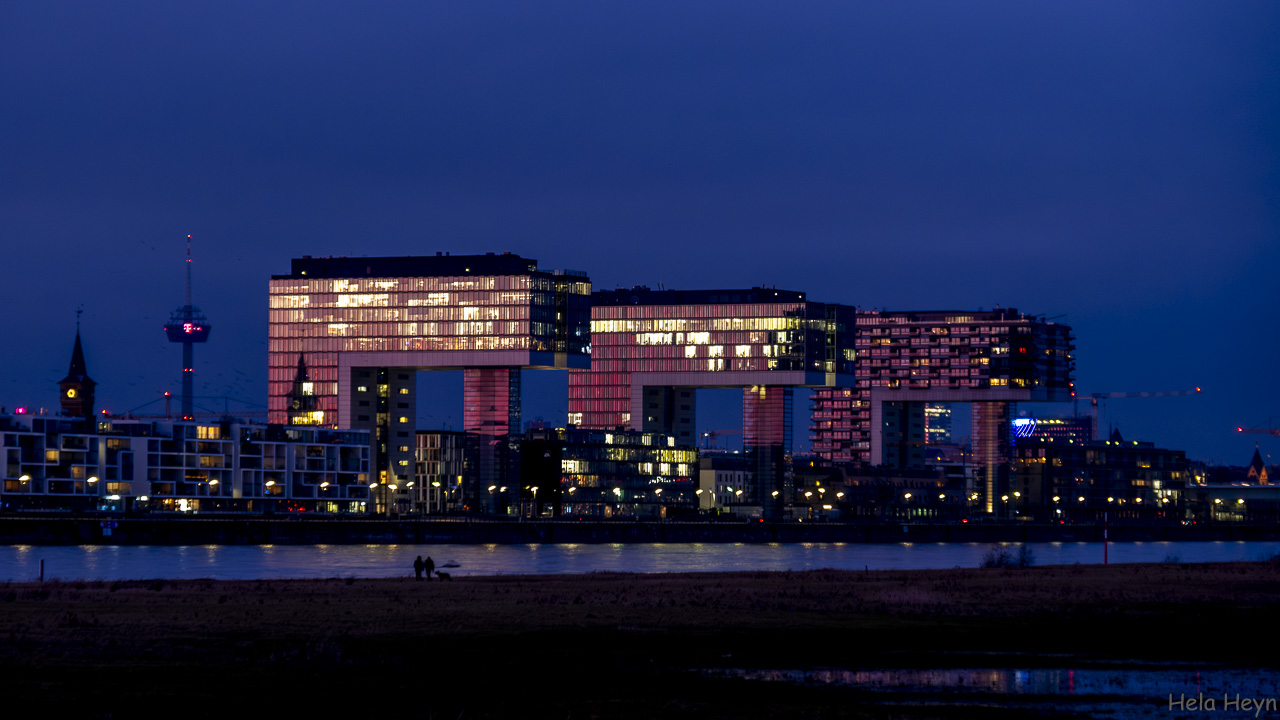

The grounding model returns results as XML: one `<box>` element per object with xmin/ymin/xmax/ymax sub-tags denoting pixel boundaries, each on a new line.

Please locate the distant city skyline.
<box><xmin>2</xmin><ymin>1</ymin><xmax>1276</xmax><ymax>465</ymax></box>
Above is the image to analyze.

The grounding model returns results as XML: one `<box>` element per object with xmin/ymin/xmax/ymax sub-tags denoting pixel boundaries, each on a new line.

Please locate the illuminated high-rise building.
<box><xmin>268</xmin><ymin>253</ymin><xmax>590</xmax><ymax>512</ymax></box>
<box><xmin>811</xmin><ymin>308</ymin><xmax>1074</xmax><ymax>513</ymax></box>
<box><xmin>924</xmin><ymin>403</ymin><xmax>952</xmax><ymax>445</ymax></box>
<box><xmin>568</xmin><ymin>287</ymin><xmax>856</xmax><ymax>516</ymax></box>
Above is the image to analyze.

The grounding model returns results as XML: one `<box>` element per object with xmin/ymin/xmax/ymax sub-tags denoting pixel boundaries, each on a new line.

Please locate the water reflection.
<box><xmin>709</xmin><ymin>666</ymin><xmax>1280</xmax><ymax>698</ymax></box>
<box><xmin>1</xmin><ymin>541</ymin><xmax>1278</xmax><ymax>582</ymax></box>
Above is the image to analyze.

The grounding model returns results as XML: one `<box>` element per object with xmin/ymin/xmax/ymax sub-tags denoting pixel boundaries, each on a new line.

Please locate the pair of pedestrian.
<box><xmin>413</xmin><ymin>555</ymin><xmax>435</xmax><ymax>581</ymax></box>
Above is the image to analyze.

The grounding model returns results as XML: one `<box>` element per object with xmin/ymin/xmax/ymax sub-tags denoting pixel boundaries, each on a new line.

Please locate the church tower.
<box><xmin>287</xmin><ymin>354</ymin><xmax>319</xmax><ymax>425</ymax></box>
<box><xmin>1248</xmin><ymin>445</ymin><xmax>1269</xmax><ymax>485</ymax></box>
<box><xmin>59</xmin><ymin>316</ymin><xmax>97</xmax><ymax>421</ymax></box>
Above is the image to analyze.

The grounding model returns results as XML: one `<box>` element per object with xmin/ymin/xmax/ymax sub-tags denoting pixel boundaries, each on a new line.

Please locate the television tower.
<box><xmin>162</xmin><ymin>235</ymin><xmax>211</xmax><ymax>420</ymax></box>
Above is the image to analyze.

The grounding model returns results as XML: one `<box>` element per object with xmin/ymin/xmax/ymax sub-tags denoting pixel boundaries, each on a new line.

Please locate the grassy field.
<box><xmin>3</xmin><ymin>561</ymin><xmax>1277</xmax><ymax>718</ymax></box>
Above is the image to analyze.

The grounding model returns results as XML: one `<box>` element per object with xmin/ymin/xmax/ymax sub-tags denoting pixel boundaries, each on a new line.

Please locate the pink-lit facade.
<box><xmin>568</xmin><ymin>288</ymin><xmax>855</xmax><ymax>514</ymax></box>
<box><xmin>268</xmin><ymin>254</ymin><xmax>590</xmax><ymax>508</ymax></box>
<box><xmin>809</xmin><ymin>308</ymin><xmax>1074</xmax><ymax>512</ymax></box>
<box><xmin>569</xmin><ymin>288</ymin><xmax>856</xmax><ymax>437</ymax></box>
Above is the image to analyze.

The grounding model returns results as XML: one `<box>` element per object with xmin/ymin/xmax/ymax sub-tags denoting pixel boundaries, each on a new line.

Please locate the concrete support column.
<box><xmin>743</xmin><ymin>385</ymin><xmax>793</xmax><ymax>518</ymax></box>
<box><xmin>972</xmin><ymin>401</ymin><xmax>1013</xmax><ymax>515</ymax></box>
<box><xmin>463</xmin><ymin>368</ymin><xmax>521</xmax><ymax>513</ymax></box>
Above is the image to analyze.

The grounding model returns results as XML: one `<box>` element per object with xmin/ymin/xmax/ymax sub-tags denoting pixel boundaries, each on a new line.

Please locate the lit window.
<box><xmin>399</xmin><ymin>417</ymin><xmax>409</xmax><ymax>423</ymax></box>
<box><xmin>399</xmin><ymin>388</ymin><xmax>409</xmax><ymax>395</ymax></box>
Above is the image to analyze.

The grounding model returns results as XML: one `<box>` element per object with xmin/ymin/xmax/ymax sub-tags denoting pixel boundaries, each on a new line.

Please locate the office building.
<box><xmin>414</xmin><ymin>430</ymin><xmax>466</xmax><ymax>514</ymax></box>
<box><xmin>522</xmin><ymin>426</ymin><xmax>698</xmax><ymax>518</ymax></box>
<box><xmin>1012</xmin><ymin>437</ymin><xmax>1187</xmax><ymax>522</ymax></box>
<box><xmin>569</xmin><ymin>287</ymin><xmax>856</xmax><ymax>516</ymax></box>
<box><xmin>268</xmin><ymin>253</ymin><xmax>590</xmax><ymax>511</ymax></box>
<box><xmin>811</xmin><ymin>308</ymin><xmax>1074</xmax><ymax>513</ymax></box>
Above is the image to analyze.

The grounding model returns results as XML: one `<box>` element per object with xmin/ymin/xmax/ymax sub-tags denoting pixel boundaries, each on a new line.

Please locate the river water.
<box><xmin>2</xmin><ymin>540</ymin><xmax>1277</xmax><ymax>582</ymax></box>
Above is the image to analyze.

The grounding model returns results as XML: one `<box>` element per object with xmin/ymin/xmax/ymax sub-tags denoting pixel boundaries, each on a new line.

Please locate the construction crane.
<box><xmin>1237</xmin><ymin>419</ymin><xmax>1279</xmax><ymax>438</ymax></box>
<box><xmin>700</xmin><ymin>429</ymin><xmax>742</xmax><ymax>449</ymax></box>
<box><xmin>1074</xmin><ymin>387</ymin><xmax>1202</xmax><ymax>441</ymax></box>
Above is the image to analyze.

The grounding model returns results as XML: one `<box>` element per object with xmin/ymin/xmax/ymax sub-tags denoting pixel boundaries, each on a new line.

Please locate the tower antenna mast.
<box><xmin>162</xmin><ymin>234</ymin><xmax>212</xmax><ymax>420</ymax></box>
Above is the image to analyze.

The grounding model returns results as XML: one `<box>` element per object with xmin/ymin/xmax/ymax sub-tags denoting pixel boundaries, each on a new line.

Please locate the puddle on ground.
<box><xmin>703</xmin><ymin>667</ymin><xmax>1280</xmax><ymax>719</ymax></box>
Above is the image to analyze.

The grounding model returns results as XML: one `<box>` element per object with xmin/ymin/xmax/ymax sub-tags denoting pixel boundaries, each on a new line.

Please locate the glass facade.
<box><xmin>522</xmin><ymin>427</ymin><xmax>698</xmax><ymax>518</ymax></box>
<box><xmin>267</xmin><ymin>254</ymin><xmax>590</xmax><ymax>427</ymax></box>
<box><xmin>1014</xmin><ymin>438</ymin><xmax>1187</xmax><ymax>523</ymax></box>
<box><xmin>569</xmin><ymin>288</ymin><xmax>856</xmax><ymax>433</ymax></box>
<box><xmin>811</xmin><ymin>308</ymin><xmax>1075</xmax><ymax>466</ymax></box>
<box><xmin>743</xmin><ymin>385</ymin><xmax>793</xmax><ymax>511</ymax></box>
<box><xmin>0</xmin><ymin>414</ymin><xmax>370</xmax><ymax>513</ymax></box>
<box><xmin>267</xmin><ymin>254</ymin><xmax>590</xmax><ymax>514</ymax></box>
<box><xmin>414</xmin><ymin>430</ymin><xmax>465</xmax><ymax>513</ymax></box>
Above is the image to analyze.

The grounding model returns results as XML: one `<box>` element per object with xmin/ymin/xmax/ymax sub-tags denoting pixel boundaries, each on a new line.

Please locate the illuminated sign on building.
<box><xmin>1011</xmin><ymin>418</ymin><xmax>1038</xmax><ymax>438</ymax></box>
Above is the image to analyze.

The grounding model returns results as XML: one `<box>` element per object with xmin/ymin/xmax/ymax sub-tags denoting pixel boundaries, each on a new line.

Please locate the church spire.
<box><xmin>59</xmin><ymin>313</ymin><xmax>97</xmax><ymax>420</ymax></box>
<box><xmin>1248</xmin><ymin>444</ymin><xmax>1269</xmax><ymax>484</ymax></box>
<box><xmin>287</xmin><ymin>354</ymin><xmax>318</xmax><ymax>423</ymax></box>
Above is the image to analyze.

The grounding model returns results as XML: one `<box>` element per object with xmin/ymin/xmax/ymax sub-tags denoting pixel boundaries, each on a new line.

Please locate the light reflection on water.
<box><xmin>1</xmin><ymin>540</ymin><xmax>1278</xmax><ymax>582</ymax></box>
<box><xmin>712</xmin><ymin>666</ymin><xmax>1280</xmax><ymax>698</ymax></box>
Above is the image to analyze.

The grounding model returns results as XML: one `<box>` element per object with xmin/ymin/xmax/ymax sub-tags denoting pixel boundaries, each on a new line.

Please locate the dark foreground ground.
<box><xmin>2</xmin><ymin>562</ymin><xmax>1278</xmax><ymax>719</ymax></box>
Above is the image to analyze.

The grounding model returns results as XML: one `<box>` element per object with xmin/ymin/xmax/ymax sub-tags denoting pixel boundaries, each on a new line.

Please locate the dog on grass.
<box><xmin>435</xmin><ymin>571</ymin><xmax>452</xmax><ymax>581</ymax></box>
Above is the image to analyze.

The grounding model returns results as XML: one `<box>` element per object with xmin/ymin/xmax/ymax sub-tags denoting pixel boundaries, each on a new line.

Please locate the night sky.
<box><xmin>2</xmin><ymin>1</ymin><xmax>1276</xmax><ymax>464</ymax></box>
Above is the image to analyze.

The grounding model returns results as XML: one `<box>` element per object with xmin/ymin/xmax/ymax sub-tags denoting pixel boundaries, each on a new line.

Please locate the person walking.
<box><xmin>413</xmin><ymin>555</ymin><xmax>425</xmax><ymax>581</ymax></box>
<box><xmin>424</xmin><ymin>556</ymin><xmax>435</xmax><ymax>581</ymax></box>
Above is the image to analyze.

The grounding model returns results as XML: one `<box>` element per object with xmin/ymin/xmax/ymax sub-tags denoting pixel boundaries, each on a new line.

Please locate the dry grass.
<box><xmin>2</xmin><ymin>562</ymin><xmax>1277</xmax><ymax>718</ymax></box>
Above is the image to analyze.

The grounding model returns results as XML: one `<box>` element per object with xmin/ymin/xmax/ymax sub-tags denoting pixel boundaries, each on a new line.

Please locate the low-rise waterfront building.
<box><xmin>414</xmin><ymin>430</ymin><xmax>466</xmax><ymax>514</ymax></box>
<box><xmin>0</xmin><ymin>412</ymin><xmax>370</xmax><ymax>513</ymax></box>
<box><xmin>522</xmin><ymin>427</ymin><xmax>698</xmax><ymax>518</ymax></box>
<box><xmin>1012</xmin><ymin>437</ymin><xmax>1188</xmax><ymax>523</ymax></box>
<box><xmin>698</xmin><ymin>453</ymin><xmax>754</xmax><ymax>514</ymax></box>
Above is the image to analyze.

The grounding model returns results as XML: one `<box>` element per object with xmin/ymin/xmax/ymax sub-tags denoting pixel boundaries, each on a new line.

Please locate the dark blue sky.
<box><xmin>2</xmin><ymin>1</ymin><xmax>1277</xmax><ymax>464</ymax></box>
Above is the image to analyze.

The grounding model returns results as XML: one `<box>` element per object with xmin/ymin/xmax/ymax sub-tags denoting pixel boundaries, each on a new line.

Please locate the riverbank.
<box><xmin>4</xmin><ymin>562</ymin><xmax>1278</xmax><ymax>718</ymax></box>
<box><xmin>5</xmin><ymin>514</ymin><xmax>1280</xmax><ymax>545</ymax></box>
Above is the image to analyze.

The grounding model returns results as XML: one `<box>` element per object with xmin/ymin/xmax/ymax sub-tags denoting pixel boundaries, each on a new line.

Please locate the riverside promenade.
<box><xmin>4</xmin><ymin>514</ymin><xmax>1280</xmax><ymax>545</ymax></box>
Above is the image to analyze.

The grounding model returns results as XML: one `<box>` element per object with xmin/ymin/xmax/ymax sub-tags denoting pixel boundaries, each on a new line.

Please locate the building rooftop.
<box><xmin>592</xmin><ymin>287</ymin><xmax>808</xmax><ymax>306</ymax></box>
<box><xmin>275</xmin><ymin>253</ymin><xmax>550</xmax><ymax>280</ymax></box>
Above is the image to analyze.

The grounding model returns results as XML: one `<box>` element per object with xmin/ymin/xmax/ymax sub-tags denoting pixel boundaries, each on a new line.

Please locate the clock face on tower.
<box><xmin>66</xmin><ymin>388</ymin><xmax>78</xmax><ymax>399</ymax></box>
